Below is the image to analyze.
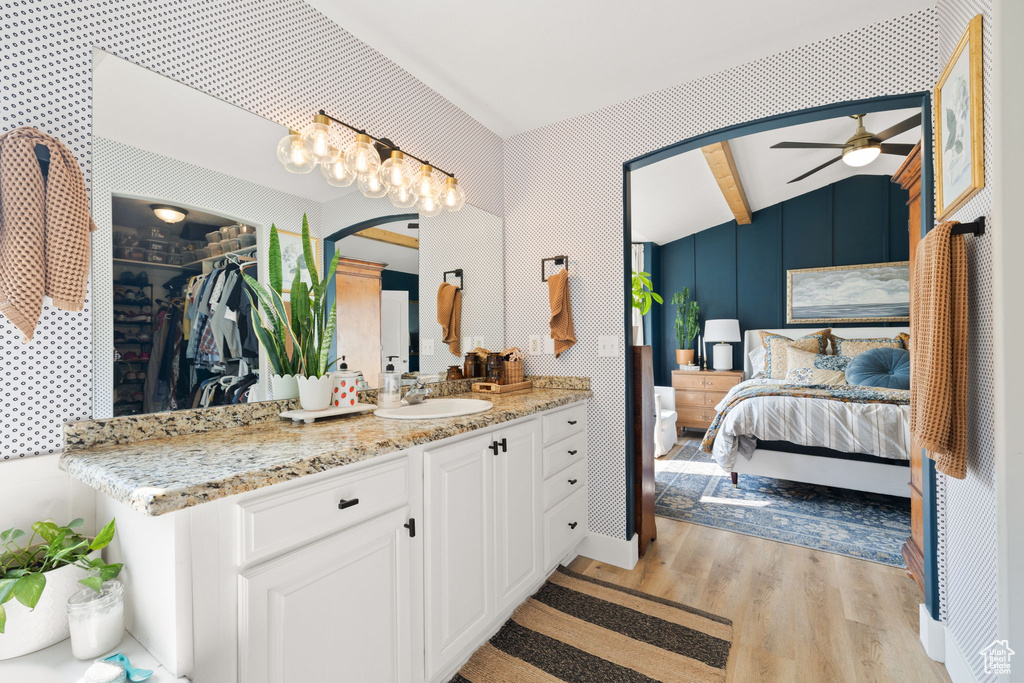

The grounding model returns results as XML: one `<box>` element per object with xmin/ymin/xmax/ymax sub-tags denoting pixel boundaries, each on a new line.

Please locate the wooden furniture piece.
<box><xmin>893</xmin><ymin>141</ymin><xmax>925</xmax><ymax>595</ymax></box>
<box><xmin>632</xmin><ymin>346</ymin><xmax>656</xmax><ymax>557</ymax></box>
<box><xmin>671</xmin><ymin>369</ymin><xmax>744</xmax><ymax>432</ymax></box>
<box><xmin>335</xmin><ymin>257</ymin><xmax>386</xmax><ymax>385</ymax></box>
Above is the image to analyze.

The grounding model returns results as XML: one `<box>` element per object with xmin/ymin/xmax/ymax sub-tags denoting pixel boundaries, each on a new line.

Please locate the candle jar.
<box><xmin>67</xmin><ymin>579</ymin><xmax>125</xmax><ymax>659</ymax></box>
<box><xmin>463</xmin><ymin>353</ymin><xmax>481</xmax><ymax>378</ymax></box>
<box><xmin>486</xmin><ymin>352</ymin><xmax>505</xmax><ymax>385</ymax></box>
<box><xmin>446</xmin><ymin>365</ymin><xmax>464</xmax><ymax>381</ymax></box>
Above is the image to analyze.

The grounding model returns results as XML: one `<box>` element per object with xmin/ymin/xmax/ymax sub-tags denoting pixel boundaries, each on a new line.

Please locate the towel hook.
<box><xmin>541</xmin><ymin>255</ymin><xmax>568</xmax><ymax>282</ymax></box>
<box><xmin>443</xmin><ymin>269</ymin><xmax>463</xmax><ymax>290</ymax></box>
<box><xmin>950</xmin><ymin>216</ymin><xmax>986</xmax><ymax>236</ymax></box>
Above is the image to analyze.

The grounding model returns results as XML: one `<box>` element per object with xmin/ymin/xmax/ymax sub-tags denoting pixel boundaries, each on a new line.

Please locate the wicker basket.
<box><xmin>503</xmin><ymin>359</ymin><xmax>524</xmax><ymax>385</ymax></box>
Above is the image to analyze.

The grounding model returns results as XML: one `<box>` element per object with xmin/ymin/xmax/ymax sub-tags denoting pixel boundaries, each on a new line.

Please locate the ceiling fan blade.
<box><xmin>771</xmin><ymin>141</ymin><xmax>846</xmax><ymax>149</ymax></box>
<box><xmin>873</xmin><ymin>114</ymin><xmax>921</xmax><ymax>142</ymax></box>
<box><xmin>787</xmin><ymin>156</ymin><xmax>843</xmax><ymax>184</ymax></box>
<box><xmin>879</xmin><ymin>143</ymin><xmax>916</xmax><ymax>156</ymax></box>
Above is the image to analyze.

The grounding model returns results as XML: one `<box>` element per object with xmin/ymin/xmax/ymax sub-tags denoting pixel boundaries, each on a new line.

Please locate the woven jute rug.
<box><xmin>451</xmin><ymin>566</ymin><xmax>732</xmax><ymax>682</ymax></box>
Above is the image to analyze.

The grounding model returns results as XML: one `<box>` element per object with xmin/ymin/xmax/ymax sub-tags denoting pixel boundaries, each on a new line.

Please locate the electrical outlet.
<box><xmin>528</xmin><ymin>335</ymin><xmax>543</xmax><ymax>355</ymax></box>
<box><xmin>597</xmin><ymin>335</ymin><xmax>619</xmax><ymax>357</ymax></box>
<box><xmin>471</xmin><ymin>336</ymin><xmax>485</xmax><ymax>350</ymax></box>
<box><xmin>422</xmin><ymin>339</ymin><xmax>435</xmax><ymax>356</ymax></box>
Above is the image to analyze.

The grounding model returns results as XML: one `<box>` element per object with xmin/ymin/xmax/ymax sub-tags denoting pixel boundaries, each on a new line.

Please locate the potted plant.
<box><xmin>631</xmin><ymin>270</ymin><xmax>662</xmax><ymax>345</ymax></box>
<box><xmin>243</xmin><ymin>214</ymin><xmax>339</xmax><ymax>410</ymax></box>
<box><xmin>0</xmin><ymin>518</ymin><xmax>121</xmax><ymax>659</ymax></box>
<box><xmin>672</xmin><ymin>288</ymin><xmax>700</xmax><ymax>366</ymax></box>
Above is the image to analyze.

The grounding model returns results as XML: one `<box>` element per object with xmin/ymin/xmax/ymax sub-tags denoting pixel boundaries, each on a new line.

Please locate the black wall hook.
<box><xmin>542</xmin><ymin>255</ymin><xmax>568</xmax><ymax>282</ymax></box>
<box><xmin>950</xmin><ymin>216</ymin><xmax>986</xmax><ymax>236</ymax></box>
<box><xmin>443</xmin><ymin>269</ymin><xmax>463</xmax><ymax>290</ymax></box>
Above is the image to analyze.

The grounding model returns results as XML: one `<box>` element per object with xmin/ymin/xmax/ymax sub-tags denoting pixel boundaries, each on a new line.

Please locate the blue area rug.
<box><xmin>655</xmin><ymin>440</ymin><xmax>911</xmax><ymax>567</ymax></box>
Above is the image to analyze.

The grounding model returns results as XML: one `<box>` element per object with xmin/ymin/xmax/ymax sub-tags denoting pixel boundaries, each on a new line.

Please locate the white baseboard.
<box><xmin>919</xmin><ymin>604</ymin><xmax>946</xmax><ymax>661</ymax></box>
<box><xmin>576</xmin><ymin>532</ymin><xmax>638</xmax><ymax>570</ymax></box>
<box><xmin>943</xmin><ymin>628</ymin><xmax>978</xmax><ymax>683</ymax></box>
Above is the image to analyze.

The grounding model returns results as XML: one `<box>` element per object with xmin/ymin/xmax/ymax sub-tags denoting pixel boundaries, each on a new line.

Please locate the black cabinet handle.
<box><xmin>568</xmin><ymin>450</ymin><xmax>578</xmax><ymax>455</ymax></box>
<box><xmin>404</xmin><ymin>518</ymin><xmax>416</xmax><ymax>538</ymax></box>
<box><xmin>568</xmin><ymin>478</ymin><xmax>578</xmax><ymax>485</ymax></box>
<box><xmin>568</xmin><ymin>522</ymin><xmax>578</xmax><ymax>529</ymax></box>
<box><xmin>338</xmin><ymin>498</ymin><xmax>360</xmax><ymax>510</ymax></box>
<box><xmin>568</xmin><ymin>420</ymin><xmax>578</xmax><ymax>425</ymax></box>
<box><xmin>489</xmin><ymin>441</ymin><xmax>499</xmax><ymax>455</ymax></box>
<box><xmin>499</xmin><ymin>438</ymin><xmax>507</xmax><ymax>453</ymax></box>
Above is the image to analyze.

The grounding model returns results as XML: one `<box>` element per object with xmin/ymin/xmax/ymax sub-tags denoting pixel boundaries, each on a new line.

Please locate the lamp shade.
<box><xmin>704</xmin><ymin>319</ymin><xmax>741</xmax><ymax>343</ymax></box>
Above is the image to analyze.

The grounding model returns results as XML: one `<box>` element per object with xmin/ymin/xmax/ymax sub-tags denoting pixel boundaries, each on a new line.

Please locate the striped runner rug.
<box><xmin>451</xmin><ymin>566</ymin><xmax>732</xmax><ymax>682</ymax></box>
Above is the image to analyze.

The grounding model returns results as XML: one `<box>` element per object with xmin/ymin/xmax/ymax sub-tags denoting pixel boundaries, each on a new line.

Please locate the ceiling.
<box><xmin>306</xmin><ymin>0</ymin><xmax>934</xmax><ymax>137</ymax></box>
<box><xmin>630</xmin><ymin>107</ymin><xmax>922</xmax><ymax>245</ymax></box>
<box><xmin>112</xmin><ymin>196</ymin><xmax>237</xmax><ymax>238</ymax></box>
<box><xmin>334</xmin><ymin>218</ymin><xmax>419</xmax><ymax>274</ymax></box>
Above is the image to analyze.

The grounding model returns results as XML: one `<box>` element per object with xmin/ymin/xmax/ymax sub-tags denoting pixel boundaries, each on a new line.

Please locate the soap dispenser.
<box><xmin>377</xmin><ymin>356</ymin><xmax>403</xmax><ymax>409</ymax></box>
<box><xmin>330</xmin><ymin>356</ymin><xmax>360</xmax><ymax>408</ymax></box>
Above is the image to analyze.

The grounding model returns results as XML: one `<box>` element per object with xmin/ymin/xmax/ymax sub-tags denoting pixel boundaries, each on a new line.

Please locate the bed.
<box><xmin>702</xmin><ymin>326</ymin><xmax>911</xmax><ymax>497</ymax></box>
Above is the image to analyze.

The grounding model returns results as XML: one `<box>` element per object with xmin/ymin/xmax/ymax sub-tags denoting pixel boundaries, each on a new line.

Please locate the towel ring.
<box><xmin>443</xmin><ymin>269</ymin><xmax>463</xmax><ymax>290</ymax></box>
<box><xmin>542</xmin><ymin>255</ymin><xmax>568</xmax><ymax>282</ymax></box>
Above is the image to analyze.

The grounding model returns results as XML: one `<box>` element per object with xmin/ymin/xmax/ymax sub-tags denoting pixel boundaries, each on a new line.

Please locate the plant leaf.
<box><xmin>8</xmin><ymin>528</ymin><xmax>25</xmax><ymax>543</ymax></box>
<box><xmin>0</xmin><ymin>603</ymin><xmax>5</xmax><ymax>633</ymax></box>
<box><xmin>31</xmin><ymin>521</ymin><xmax>60</xmax><ymax>545</ymax></box>
<box><xmin>0</xmin><ymin>578</ymin><xmax>16</xmax><ymax>605</ymax></box>
<box><xmin>319</xmin><ymin>306</ymin><xmax>337</xmax><ymax>376</ymax></box>
<box><xmin>13</xmin><ymin>573</ymin><xmax>45</xmax><ymax>609</ymax></box>
<box><xmin>269</xmin><ymin>224</ymin><xmax>282</xmax><ymax>294</ymax></box>
<box><xmin>301</xmin><ymin>213</ymin><xmax>320</xmax><ymax>291</ymax></box>
<box><xmin>90</xmin><ymin>518</ymin><xmax>116</xmax><ymax>551</ymax></box>
<box><xmin>79</xmin><ymin>576</ymin><xmax>104</xmax><ymax>594</ymax></box>
<box><xmin>67</xmin><ymin>518</ymin><xmax>84</xmax><ymax>529</ymax></box>
<box><xmin>99</xmin><ymin>563</ymin><xmax>123</xmax><ymax>582</ymax></box>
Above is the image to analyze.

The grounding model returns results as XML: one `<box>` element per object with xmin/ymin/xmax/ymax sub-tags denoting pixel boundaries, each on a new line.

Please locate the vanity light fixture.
<box><xmin>150</xmin><ymin>204</ymin><xmax>188</xmax><ymax>224</ymax></box>
<box><xmin>276</xmin><ymin>110</ymin><xmax>466</xmax><ymax>211</ymax></box>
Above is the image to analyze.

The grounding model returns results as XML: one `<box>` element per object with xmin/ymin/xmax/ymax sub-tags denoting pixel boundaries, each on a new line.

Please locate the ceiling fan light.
<box><xmin>150</xmin><ymin>205</ymin><xmax>188</xmax><ymax>223</ymax></box>
<box><xmin>842</xmin><ymin>145</ymin><xmax>881</xmax><ymax>167</ymax></box>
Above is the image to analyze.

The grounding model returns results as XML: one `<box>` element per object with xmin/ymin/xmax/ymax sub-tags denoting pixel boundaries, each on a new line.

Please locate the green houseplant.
<box><xmin>631</xmin><ymin>270</ymin><xmax>663</xmax><ymax>344</ymax></box>
<box><xmin>671</xmin><ymin>288</ymin><xmax>700</xmax><ymax>366</ymax></box>
<box><xmin>0</xmin><ymin>518</ymin><xmax>121</xmax><ymax>659</ymax></box>
<box><xmin>243</xmin><ymin>213</ymin><xmax>340</xmax><ymax>410</ymax></box>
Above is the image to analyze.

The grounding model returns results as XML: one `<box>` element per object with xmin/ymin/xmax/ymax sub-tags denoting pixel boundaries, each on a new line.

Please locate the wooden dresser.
<box><xmin>671</xmin><ymin>369</ymin><xmax>743</xmax><ymax>432</ymax></box>
<box><xmin>893</xmin><ymin>141</ymin><xmax>925</xmax><ymax>596</ymax></box>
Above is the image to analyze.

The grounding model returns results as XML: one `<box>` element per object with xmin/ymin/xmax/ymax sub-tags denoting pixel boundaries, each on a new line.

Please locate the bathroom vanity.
<box><xmin>60</xmin><ymin>388</ymin><xmax>591</xmax><ymax>682</ymax></box>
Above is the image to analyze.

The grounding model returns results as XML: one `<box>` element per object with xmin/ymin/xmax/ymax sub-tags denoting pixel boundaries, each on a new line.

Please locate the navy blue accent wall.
<box><xmin>381</xmin><ymin>269</ymin><xmax>420</xmax><ymax>372</ymax></box>
<box><xmin>653</xmin><ymin>175</ymin><xmax>909</xmax><ymax>385</ymax></box>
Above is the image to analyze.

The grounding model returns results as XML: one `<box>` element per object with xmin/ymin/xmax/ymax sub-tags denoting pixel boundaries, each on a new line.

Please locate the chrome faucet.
<box><xmin>404</xmin><ymin>375</ymin><xmax>439</xmax><ymax>405</ymax></box>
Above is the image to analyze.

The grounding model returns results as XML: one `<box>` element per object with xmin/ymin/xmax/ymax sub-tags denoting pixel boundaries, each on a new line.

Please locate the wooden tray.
<box><xmin>471</xmin><ymin>380</ymin><xmax>533</xmax><ymax>394</ymax></box>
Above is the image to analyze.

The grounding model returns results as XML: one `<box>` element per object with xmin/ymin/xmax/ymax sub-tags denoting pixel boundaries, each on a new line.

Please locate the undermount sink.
<box><xmin>374</xmin><ymin>398</ymin><xmax>493</xmax><ymax>420</ymax></box>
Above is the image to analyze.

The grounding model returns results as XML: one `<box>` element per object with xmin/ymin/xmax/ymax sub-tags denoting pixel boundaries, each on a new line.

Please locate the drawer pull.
<box><xmin>567</xmin><ymin>420</ymin><xmax>578</xmax><ymax>425</ymax></box>
<box><xmin>489</xmin><ymin>441</ymin><xmax>500</xmax><ymax>455</ymax></box>
<box><xmin>499</xmin><ymin>438</ymin><xmax>508</xmax><ymax>453</ymax></box>
<box><xmin>568</xmin><ymin>478</ymin><xmax>578</xmax><ymax>485</ymax></box>
<box><xmin>337</xmin><ymin>498</ymin><xmax>360</xmax><ymax>510</ymax></box>
<box><xmin>568</xmin><ymin>522</ymin><xmax>578</xmax><ymax>530</ymax></box>
<box><xmin>568</xmin><ymin>449</ymin><xmax>578</xmax><ymax>456</ymax></box>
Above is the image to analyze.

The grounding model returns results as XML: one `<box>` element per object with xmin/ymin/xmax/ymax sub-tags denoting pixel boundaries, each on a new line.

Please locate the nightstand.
<box><xmin>671</xmin><ymin>369</ymin><xmax>743</xmax><ymax>432</ymax></box>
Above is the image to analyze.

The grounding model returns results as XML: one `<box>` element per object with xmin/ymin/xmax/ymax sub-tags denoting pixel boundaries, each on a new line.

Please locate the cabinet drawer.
<box><xmin>544</xmin><ymin>488</ymin><xmax>587</xmax><ymax>569</ymax></box>
<box><xmin>542</xmin><ymin>432</ymin><xmax>587</xmax><ymax>478</ymax></box>
<box><xmin>676</xmin><ymin>406</ymin><xmax>714</xmax><ymax>426</ymax></box>
<box><xmin>674</xmin><ymin>389</ymin><xmax>705</xmax><ymax>407</ymax></box>
<box><xmin>704</xmin><ymin>374</ymin><xmax>742</xmax><ymax>392</ymax></box>
<box><xmin>671</xmin><ymin>373</ymin><xmax>706</xmax><ymax>391</ymax></box>
<box><xmin>543</xmin><ymin>459</ymin><xmax>587</xmax><ymax>510</ymax></box>
<box><xmin>705</xmin><ymin>392</ymin><xmax>727</xmax><ymax>407</ymax></box>
<box><xmin>542</xmin><ymin>403</ymin><xmax>586</xmax><ymax>444</ymax></box>
<box><xmin>237</xmin><ymin>458</ymin><xmax>410</xmax><ymax>565</ymax></box>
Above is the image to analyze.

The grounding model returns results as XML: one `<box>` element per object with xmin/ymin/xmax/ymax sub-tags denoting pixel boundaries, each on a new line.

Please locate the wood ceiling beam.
<box><xmin>701</xmin><ymin>140</ymin><xmax>752</xmax><ymax>225</ymax></box>
<box><xmin>353</xmin><ymin>226</ymin><xmax>419</xmax><ymax>250</ymax></box>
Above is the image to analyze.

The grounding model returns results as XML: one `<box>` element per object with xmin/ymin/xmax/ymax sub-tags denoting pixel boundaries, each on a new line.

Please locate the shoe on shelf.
<box><xmin>118</xmin><ymin>271</ymin><xmax>137</xmax><ymax>285</ymax></box>
<box><xmin>128</xmin><ymin>314</ymin><xmax>151</xmax><ymax>323</ymax></box>
<box><xmin>138</xmin><ymin>352</ymin><xmax>150</xmax><ymax>362</ymax></box>
<box><xmin>122</xmin><ymin>351</ymin><xmax>139</xmax><ymax>362</ymax></box>
<box><xmin>131</xmin><ymin>392</ymin><xmax>143</xmax><ymax>403</ymax></box>
<box><xmin>114</xmin><ymin>311</ymin><xmax>129</xmax><ymax>322</ymax></box>
<box><xmin>136</xmin><ymin>370</ymin><xmax>146</xmax><ymax>381</ymax></box>
<box><xmin>114</xmin><ymin>331</ymin><xmax>126</xmax><ymax>342</ymax></box>
<box><xmin>136</xmin><ymin>271</ymin><xmax>149</xmax><ymax>286</ymax></box>
<box><xmin>137</xmin><ymin>333</ymin><xmax>151</xmax><ymax>344</ymax></box>
<box><xmin>126</xmin><ymin>334</ymin><xmax>139</xmax><ymax>343</ymax></box>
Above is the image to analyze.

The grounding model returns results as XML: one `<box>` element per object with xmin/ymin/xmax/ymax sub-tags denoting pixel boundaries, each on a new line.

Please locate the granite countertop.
<box><xmin>59</xmin><ymin>388</ymin><xmax>591</xmax><ymax>517</ymax></box>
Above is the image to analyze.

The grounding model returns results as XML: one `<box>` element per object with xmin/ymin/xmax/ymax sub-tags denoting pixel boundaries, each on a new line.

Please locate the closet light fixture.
<box><xmin>150</xmin><ymin>205</ymin><xmax>188</xmax><ymax>223</ymax></box>
<box><xmin>276</xmin><ymin>110</ymin><xmax>466</xmax><ymax>211</ymax></box>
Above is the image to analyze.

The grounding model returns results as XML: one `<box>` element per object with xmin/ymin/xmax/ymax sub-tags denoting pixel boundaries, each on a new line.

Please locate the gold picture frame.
<box><xmin>934</xmin><ymin>14</ymin><xmax>984</xmax><ymax>220</ymax></box>
<box><xmin>277</xmin><ymin>229</ymin><xmax>321</xmax><ymax>293</ymax></box>
<box><xmin>787</xmin><ymin>261</ymin><xmax>910</xmax><ymax>324</ymax></box>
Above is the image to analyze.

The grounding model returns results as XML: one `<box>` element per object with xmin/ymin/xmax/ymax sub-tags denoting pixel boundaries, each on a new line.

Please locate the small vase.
<box><xmin>676</xmin><ymin>349</ymin><xmax>695</xmax><ymax>366</ymax></box>
<box><xmin>271</xmin><ymin>373</ymin><xmax>299</xmax><ymax>400</ymax></box>
<box><xmin>297</xmin><ymin>375</ymin><xmax>334</xmax><ymax>411</ymax></box>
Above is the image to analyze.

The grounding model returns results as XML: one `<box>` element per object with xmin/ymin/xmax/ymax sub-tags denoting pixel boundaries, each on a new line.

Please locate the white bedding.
<box><xmin>710</xmin><ymin>379</ymin><xmax>911</xmax><ymax>471</ymax></box>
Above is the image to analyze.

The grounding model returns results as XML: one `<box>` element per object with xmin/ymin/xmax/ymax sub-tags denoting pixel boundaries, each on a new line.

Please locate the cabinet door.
<box><xmin>493</xmin><ymin>420</ymin><xmax>541</xmax><ymax>613</ymax></box>
<box><xmin>424</xmin><ymin>435</ymin><xmax>493</xmax><ymax>677</ymax></box>
<box><xmin>239</xmin><ymin>507</ymin><xmax>413</xmax><ymax>683</ymax></box>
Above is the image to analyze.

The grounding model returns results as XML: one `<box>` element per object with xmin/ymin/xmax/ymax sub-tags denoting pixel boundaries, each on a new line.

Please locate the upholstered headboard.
<box><xmin>742</xmin><ymin>326</ymin><xmax>910</xmax><ymax>379</ymax></box>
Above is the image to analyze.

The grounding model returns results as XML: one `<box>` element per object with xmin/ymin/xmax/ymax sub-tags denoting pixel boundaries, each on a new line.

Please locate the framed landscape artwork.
<box><xmin>787</xmin><ymin>262</ymin><xmax>910</xmax><ymax>324</ymax></box>
<box><xmin>935</xmin><ymin>13</ymin><xmax>984</xmax><ymax>220</ymax></box>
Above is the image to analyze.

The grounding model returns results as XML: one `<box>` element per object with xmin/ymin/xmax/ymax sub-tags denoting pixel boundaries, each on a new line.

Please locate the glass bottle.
<box><xmin>486</xmin><ymin>352</ymin><xmax>505</xmax><ymax>385</ymax></box>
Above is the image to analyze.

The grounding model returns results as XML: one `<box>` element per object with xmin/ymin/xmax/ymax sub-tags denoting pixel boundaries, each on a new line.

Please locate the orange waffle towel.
<box><xmin>910</xmin><ymin>221</ymin><xmax>968</xmax><ymax>479</ymax></box>
<box><xmin>437</xmin><ymin>282</ymin><xmax>461</xmax><ymax>356</ymax></box>
<box><xmin>547</xmin><ymin>268</ymin><xmax>576</xmax><ymax>358</ymax></box>
<box><xmin>0</xmin><ymin>127</ymin><xmax>96</xmax><ymax>341</ymax></box>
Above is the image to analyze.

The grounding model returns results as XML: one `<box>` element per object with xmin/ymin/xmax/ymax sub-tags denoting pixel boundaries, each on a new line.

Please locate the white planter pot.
<box><xmin>270</xmin><ymin>373</ymin><xmax>299</xmax><ymax>400</ymax></box>
<box><xmin>297</xmin><ymin>375</ymin><xmax>333</xmax><ymax>411</ymax></box>
<box><xmin>0</xmin><ymin>550</ymin><xmax>99</xmax><ymax>660</ymax></box>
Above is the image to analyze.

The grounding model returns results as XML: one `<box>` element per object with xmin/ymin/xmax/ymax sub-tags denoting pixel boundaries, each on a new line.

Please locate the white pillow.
<box><xmin>748</xmin><ymin>346</ymin><xmax>766</xmax><ymax>378</ymax></box>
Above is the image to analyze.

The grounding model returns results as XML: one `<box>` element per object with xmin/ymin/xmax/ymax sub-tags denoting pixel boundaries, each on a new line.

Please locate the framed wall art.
<box><xmin>787</xmin><ymin>261</ymin><xmax>910</xmax><ymax>324</ymax></box>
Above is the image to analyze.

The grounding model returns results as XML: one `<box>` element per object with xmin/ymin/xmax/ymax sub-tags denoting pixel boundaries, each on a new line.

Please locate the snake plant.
<box><xmin>672</xmin><ymin>288</ymin><xmax>700</xmax><ymax>350</ymax></box>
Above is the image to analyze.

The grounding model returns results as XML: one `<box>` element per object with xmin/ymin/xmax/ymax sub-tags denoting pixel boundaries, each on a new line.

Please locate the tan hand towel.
<box><xmin>437</xmin><ymin>282</ymin><xmax>461</xmax><ymax>356</ymax></box>
<box><xmin>0</xmin><ymin>126</ymin><xmax>96</xmax><ymax>341</ymax></box>
<box><xmin>547</xmin><ymin>268</ymin><xmax>576</xmax><ymax>358</ymax></box>
<box><xmin>910</xmin><ymin>221</ymin><xmax>968</xmax><ymax>479</ymax></box>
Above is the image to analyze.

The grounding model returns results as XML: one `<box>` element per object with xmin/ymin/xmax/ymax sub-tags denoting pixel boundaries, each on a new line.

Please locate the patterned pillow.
<box><xmin>785</xmin><ymin>347</ymin><xmax>851</xmax><ymax>385</ymax></box>
<box><xmin>896</xmin><ymin>332</ymin><xmax>910</xmax><ymax>351</ymax></box>
<box><xmin>829</xmin><ymin>334</ymin><xmax>904</xmax><ymax>358</ymax></box>
<box><xmin>760</xmin><ymin>328</ymin><xmax>831</xmax><ymax>379</ymax></box>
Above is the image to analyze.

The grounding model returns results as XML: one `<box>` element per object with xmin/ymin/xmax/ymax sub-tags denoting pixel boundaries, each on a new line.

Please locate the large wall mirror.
<box><xmin>91</xmin><ymin>49</ymin><xmax>504</xmax><ymax>418</ymax></box>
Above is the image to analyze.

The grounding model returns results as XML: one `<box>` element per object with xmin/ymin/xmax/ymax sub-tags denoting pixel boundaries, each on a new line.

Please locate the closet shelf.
<box><xmin>193</xmin><ymin>244</ymin><xmax>257</xmax><ymax>267</ymax></box>
<box><xmin>114</xmin><ymin>258</ymin><xmax>193</xmax><ymax>272</ymax></box>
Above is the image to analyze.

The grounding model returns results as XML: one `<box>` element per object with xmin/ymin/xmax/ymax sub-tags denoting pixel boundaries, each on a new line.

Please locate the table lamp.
<box><xmin>704</xmin><ymin>319</ymin><xmax>741</xmax><ymax>371</ymax></box>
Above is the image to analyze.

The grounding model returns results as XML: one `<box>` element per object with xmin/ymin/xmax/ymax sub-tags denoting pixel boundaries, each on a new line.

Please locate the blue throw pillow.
<box><xmin>845</xmin><ymin>347</ymin><xmax>910</xmax><ymax>390</ymax></box>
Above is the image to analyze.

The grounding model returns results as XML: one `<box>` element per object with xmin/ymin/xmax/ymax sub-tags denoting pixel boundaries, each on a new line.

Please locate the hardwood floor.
<box><xmin>567</xmin><ymin>516</ymin><xmax>950</xmax><ymax>682</ymax></box>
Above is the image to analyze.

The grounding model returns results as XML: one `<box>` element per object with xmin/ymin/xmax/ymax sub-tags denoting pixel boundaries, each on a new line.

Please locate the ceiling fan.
<box><xmin>771</xmin><ymin>113</ymin><xmax>920</xmax><ymax>184</ymax></box>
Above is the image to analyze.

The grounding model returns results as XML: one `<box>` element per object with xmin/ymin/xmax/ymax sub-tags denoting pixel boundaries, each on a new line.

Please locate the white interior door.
<box><xmin>381</xmin><ymin>290</ymin><xmax>410</xmax><ymax>373</ymax></box>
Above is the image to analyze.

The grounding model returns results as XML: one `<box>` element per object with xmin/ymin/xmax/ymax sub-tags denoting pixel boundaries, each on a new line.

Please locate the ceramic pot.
<box><xmin>270</xmin><ymin>373</ymin><xmax>299</xmax><ymax>400</ymax></box>
<box><xmin>676</xmin><ymin>349</ymin><xmax>695</xmax><ymax>366</ymax></box>
<box><xmin>297</xmin><ymin>375</ymin><xmax>334</xmax><ymax>411</ymax></box>
<box><xmin>0</xmin><ymin>550</ymin><xmax>99</xmax><ymax>660</ymax></box>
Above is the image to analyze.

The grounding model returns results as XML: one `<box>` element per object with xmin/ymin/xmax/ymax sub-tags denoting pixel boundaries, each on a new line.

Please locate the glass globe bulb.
<box><xmin>411</xmin><ymin>164</ymin><xmax>441</xmax><ymax>200</ymax></box>
<box><xmin>321</xmin><ymin>151</ymin><xmax>356</xmax><ymax>187</ymax></box>
<box><xmin>301</xmin><ymin>117</ymin><xmax>335</xmax><ymax>163</ymax></box>
<box><xmin>389</xmin><ymin>182</ymin><xmax>418</xmax><ymax>208</ymax></box>
<box><xmin>276</xmin><ymin>131</ymin><xmax>315</xmax><ymax>174</ymax></box>
<box><xmin>343</xmin><ymin>134</ymin><xmax>381</xmax><ymax>177</ymax></box>
<box><xmin>358</xmin><ymin>171</ymin><xmax>389</xmax><ymax>198</ymax></box>
<box><xmin>379</xmin><ymin>151</ymin><xmax>413</xmax><ymax>190</ymax></box>
<box><xmin>439</xmin><ymin>177</ymin><xmax>466</xmax><ymax>211</ymax></box>
<box><xmin>416</xmin><ymin>192</ymin><xmax>443</xmax><ymax>217</ymax></box>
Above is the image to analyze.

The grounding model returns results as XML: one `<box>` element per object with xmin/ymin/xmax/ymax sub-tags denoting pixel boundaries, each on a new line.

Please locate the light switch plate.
<box><xmin>543</xmin><ymin>337</ymin><xmax>555</xmax><ymax>354</ymax></box>
<box><xmin>422</xmin><ymin>339</ymin><xmax>435</xmax><ymax>355</ymax></box>
<box><xmin>597</xmin><ymin>335</ymin><xmax>619</xmax><ymax>357</ymax></box>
